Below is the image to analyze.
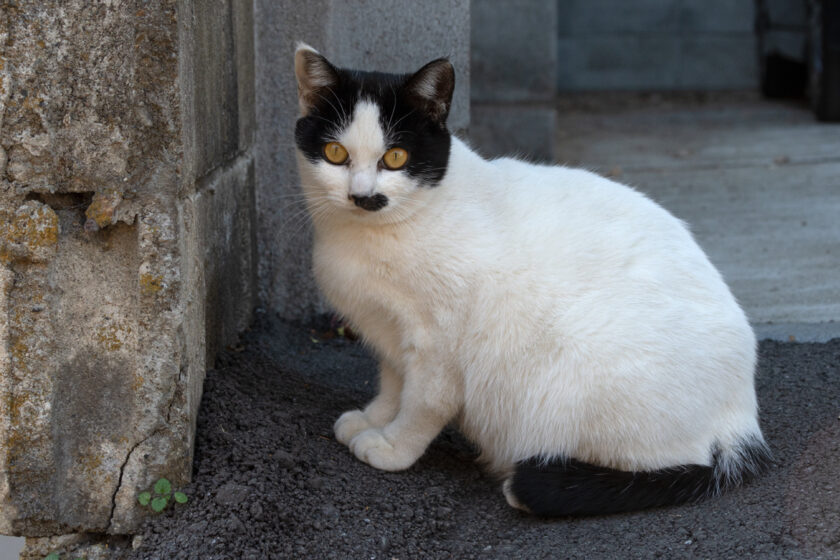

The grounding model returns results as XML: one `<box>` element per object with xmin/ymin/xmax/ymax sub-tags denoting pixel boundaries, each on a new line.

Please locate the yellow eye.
<box><xmin>323</xmin><ymin>142</ymin><xmax>348</xmax><ymax>164</ymax></box>
<box><xmin>382</xmin><ymin>147</ymin><xmax>408</xmax><ymax>170</ymax></box>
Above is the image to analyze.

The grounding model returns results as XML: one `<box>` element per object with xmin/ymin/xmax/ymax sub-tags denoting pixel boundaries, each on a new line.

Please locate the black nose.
<box><xmin>350</xmin><ymin>193</ymin><xmax>389</xmax><ymax>212</ymax></box>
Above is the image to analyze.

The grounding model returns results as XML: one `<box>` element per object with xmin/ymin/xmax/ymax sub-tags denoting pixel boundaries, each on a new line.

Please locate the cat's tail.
<box><xmin>502</xmin><ymin>436</ymin><xmax>771</xmax><ymax>516</ymax></box>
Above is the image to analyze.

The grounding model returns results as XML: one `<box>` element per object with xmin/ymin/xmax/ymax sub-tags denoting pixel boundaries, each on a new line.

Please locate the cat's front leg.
<box><xmin>348</xmin><ymin>354</ymin><xmax>462</xmax><ymax>471</ymax></box>
<box><xmin>334</xmin><ymin>361</ymin><xmax>403</xmax><ymax>445</ymax></box>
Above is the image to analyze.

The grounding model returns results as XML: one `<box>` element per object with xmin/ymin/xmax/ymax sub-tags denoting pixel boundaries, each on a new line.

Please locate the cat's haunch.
<box><xmin>292</xmin><ymin>43</ymin><xmax>770</xmax><ymax>516</ymax></box>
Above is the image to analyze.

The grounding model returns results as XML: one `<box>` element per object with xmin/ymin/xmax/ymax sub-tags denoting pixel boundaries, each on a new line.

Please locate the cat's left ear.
<box><xmin>404</xmin><ymin>58</ymin><xmax>455</xmax><ymax>126</ymax></box>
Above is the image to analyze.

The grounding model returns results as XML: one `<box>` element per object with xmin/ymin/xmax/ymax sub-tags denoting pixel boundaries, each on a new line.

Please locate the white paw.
<box><xmin>349</xmin><ymin>428</ymin><xmax>418</xmax><ymax>471</ymax></box>
<box><xmin>334</xmin><ymin>410</ymin><xmax>373</xmax><ymax>445</ymax></box>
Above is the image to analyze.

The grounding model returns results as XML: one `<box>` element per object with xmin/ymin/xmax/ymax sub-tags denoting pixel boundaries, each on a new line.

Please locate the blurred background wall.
<box><xmin>470</xmin><ymin>0</ymin><xmax>761</xmax><ymax>160</ymax></box>
<box><xmin>555</xmin><ymin>0</ymin><xmax>757</xmax><ymax>90</ymax></box>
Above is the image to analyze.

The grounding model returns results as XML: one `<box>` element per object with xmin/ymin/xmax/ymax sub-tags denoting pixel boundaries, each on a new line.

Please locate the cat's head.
<box><xmin>294</xmin><ymin>43</ymin><xmax>454</xmax><ymax>223</ymax></box>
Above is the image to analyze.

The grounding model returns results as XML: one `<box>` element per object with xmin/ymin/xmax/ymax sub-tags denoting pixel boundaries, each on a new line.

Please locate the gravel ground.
<box><xmin>124</xmin><ymin>315</ymin><xmax>840</xmax><ymax>559</ymax></box>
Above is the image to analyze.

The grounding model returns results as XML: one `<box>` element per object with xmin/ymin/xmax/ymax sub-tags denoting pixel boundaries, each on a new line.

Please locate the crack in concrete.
<box><xmin>108</xmin><ymin>372</ymin><xmax>180</xmax><ymax>531</ymax></box>
<box><xmin>106</xmin><ymin>427</ymin><xmax>165</xmax><ymax>533</ymax></box>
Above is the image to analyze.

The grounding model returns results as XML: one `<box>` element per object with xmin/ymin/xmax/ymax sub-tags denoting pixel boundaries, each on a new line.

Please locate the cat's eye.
<box><xmin>382</xmin><ymin>147</ymin><xmax>409</xmax><ymax>170</ymax></box>
<box><xmin>323</xmin><ymin>142</ymin><xmax>349</xmax><ymax>165</ymax></box>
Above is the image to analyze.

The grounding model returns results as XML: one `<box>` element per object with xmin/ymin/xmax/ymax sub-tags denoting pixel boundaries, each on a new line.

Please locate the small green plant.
<box><xmin>137</xmin><ymin>477</ymin><xmax>188</xmax><ymax>513</ymax></box>
<box><xmin>43</xmin><ymin>554</ymin><xmax>84</xmax><ymax>560</ymax></box>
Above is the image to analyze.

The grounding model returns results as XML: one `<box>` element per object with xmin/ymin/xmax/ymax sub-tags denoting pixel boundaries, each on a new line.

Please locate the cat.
<box><xmin>292</xmin><ymin>43</ymin><xmax>770</xmax><ymax>516</ymax></box>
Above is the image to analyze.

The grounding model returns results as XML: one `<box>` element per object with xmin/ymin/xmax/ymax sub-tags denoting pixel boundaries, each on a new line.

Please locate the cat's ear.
<box><xmin>294</xmin><ymin>43</ymin><xmax>340</xmax><ymax>116</ymax></box>
<box><xmin>404</xmin><ymin>58</ymin><xmax>455</xmax><ymax>125</ymax></box>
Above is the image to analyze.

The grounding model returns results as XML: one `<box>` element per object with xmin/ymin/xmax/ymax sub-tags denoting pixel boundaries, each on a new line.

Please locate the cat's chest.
<box><xmin>313</xmin><ymin>232</ymin><xmax>424</xmax><ymax>312</ymax></box>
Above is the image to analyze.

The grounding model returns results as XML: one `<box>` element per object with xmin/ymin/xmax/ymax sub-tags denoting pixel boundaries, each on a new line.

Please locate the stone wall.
<box><xmin>254</xmin><ymin>0</ymin><xmax>471</xmax><ymax>319</ymax></box>
<box><xmin>0</xmin><ymin>0</ymin><xmax>255</xmax><ymax>539</ymax></box>
<box><xmin>469</xmin><ymin>0</ymin><xmax>558</xmax><ymax>161</ymax></box>
<box><xmin>556</xmin><ymin>0</ymin><xmax>757</xmax><ymax>90</ymax></box>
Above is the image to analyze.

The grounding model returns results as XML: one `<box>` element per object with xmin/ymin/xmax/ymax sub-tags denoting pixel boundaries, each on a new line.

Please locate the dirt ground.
<box><xmin>121</xmin><ymin>314</ymin><xmax>840</xmax><ymax>559</ymax></box>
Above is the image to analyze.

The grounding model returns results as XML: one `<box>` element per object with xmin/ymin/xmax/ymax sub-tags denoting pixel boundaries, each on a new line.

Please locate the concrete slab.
<box><xmin>554</xmin><ymin>93</ymin><xmax>840</xmax><ymax>339</ymax></box>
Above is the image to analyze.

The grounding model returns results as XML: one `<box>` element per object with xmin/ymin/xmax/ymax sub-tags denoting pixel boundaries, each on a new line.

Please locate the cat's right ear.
<box><xmin>294</xmin><ymin>43</ymin><xmax>339</xmax><ymax>116</ymax></box>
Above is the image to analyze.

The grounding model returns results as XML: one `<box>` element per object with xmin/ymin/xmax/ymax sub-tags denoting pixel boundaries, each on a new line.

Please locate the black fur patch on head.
<box><xmin>295</xmin><ymin>59</ymin><xmax>453</xmax><ymax>187</ymax></box>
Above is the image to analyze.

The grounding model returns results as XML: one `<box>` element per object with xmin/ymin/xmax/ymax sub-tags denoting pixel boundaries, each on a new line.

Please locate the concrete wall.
<box><xmin>255</xmin><ymin>0</ymin><xmax>471</xmax><ymax>319</ymax></box>
<box><xmin>0</xmin><ymin>0</ymin><xmax>255</xmax><ymax>546</ymax></box>
<box><xmin>470</xmin><ymin>0</ymin><xmax>558</xmax><ymax>161</ymax></box>
<box><xmin>556</xmin><ymin>0</ymin><xmax>758</xmax><ymax>90</ymax></box>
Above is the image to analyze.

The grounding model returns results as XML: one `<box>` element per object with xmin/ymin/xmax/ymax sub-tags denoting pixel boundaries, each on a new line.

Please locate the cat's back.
<box><xmin>455</xmin><ymin>148</ymin><xmax>747</xmax><ymax>334</ymax></box>
<box><xmin>482</xmin><ymin>154</ymin><xmax>678</xmax><ymax>235</ymax></box>
<box><xmin>469</xmin><ymin>153</ymin><xmax>705</xmax><ymax>273</ymax></box>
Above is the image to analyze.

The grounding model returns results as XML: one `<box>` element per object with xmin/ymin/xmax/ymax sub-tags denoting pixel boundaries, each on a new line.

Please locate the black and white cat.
<box><xmin>293</xmin><ymin>44</ymin><xmax>770</xmax><ymax>516</ymax></box>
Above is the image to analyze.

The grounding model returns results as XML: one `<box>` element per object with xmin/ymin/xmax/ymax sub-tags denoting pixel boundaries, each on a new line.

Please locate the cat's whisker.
<box><xmin>328</xmin><ymin>87</ymin><xmax>351</xmax><ymax>127</ymax></box>
<box><xmin>386</xmin><ymin>86</ymin><xmax>398</xmax><ymax>140</ymax></box>
<box><xmin>312</xmin><ymin>89</ymin><xmax>344</xmax><ymax>124</ymax></box>
<box><xmin>387</xmin><ymin>108</ymin><xmax>416</xmax><ymax>137</ymax></box>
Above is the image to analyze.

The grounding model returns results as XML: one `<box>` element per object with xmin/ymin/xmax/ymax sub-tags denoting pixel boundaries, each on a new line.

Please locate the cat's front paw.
<box><xmin>349</xmin><ymin>428</ymin><xmax>419</xmax><ymax>471</ymax></box>
<box><xmin>334</xmin><ymin>410</ymin><xmax>373</xmax><ymax>445</ymax></box>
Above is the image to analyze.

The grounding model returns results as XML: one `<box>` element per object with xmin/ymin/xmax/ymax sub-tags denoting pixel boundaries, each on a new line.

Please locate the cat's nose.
<box><xmin>350</xmin><ymin>193</ymin><xmax>389</xmax><ymax>212</ymax></box>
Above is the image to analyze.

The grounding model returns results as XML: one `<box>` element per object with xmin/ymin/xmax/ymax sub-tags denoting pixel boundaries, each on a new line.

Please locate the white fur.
<box><xmin>297</xmin><ymin>103</ymin><xmax>763</xmax><ymax>480</ymax></box>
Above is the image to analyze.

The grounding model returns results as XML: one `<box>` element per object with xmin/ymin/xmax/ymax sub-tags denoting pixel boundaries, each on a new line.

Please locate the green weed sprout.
<box><xmin>137</xmin><ymin>477</ymin><xmax>188</xmax><ymax>513</ymax></box>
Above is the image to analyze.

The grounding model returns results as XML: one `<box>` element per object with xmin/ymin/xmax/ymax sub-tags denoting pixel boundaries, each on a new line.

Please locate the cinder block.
<box><xmin>470</xmin><ymin>105</ymin><xmax>557</xmax><ymax>162</ymax></box>
<box><xmin>184</xmin><ymin>1</ymin><xmax>256</xmax><ymax>178</ymax></box>
<box><xmin>471</xmin><ymin>0</ymin><xmax>557</xmax><ymax>102</ymax></box>
<box><xmin>254</xmin><ymin>0</ymin><xmax>471</xmax><ymax>319</ymax></box>
<box><xmin>558</xmin><ymin>36</ymin><xmax>681</xmax><ymax>90</ymax></box>
<box><xmin>557</xmin><ymin>0</ymin><xmax>680</xmax><ymax>36</ymax></box>
<box><xmin>553</xmin><ymin>1</ymin><xmax>758</xmax><ymax>91</ymax></box>
<box><xmin>679</xmin><ymin>0</ymin><xmax>755</xmax><ymax>33</ymax></box>
<box><xmin>0</xmin><ymin>0</ymin><xmax>255</xmax><ymax>536</ymax></box>
<box><xmin>678</xmin><ymin>36</ymin><xmax>759</xmax><ymax>89</ymax></box>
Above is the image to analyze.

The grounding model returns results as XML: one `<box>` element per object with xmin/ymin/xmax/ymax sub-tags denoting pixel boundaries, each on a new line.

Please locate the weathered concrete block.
<box><xmin>255</xmin><ymin>0</ymin><xmax>471</xmax><ymax>319</ymax></box>
<box><xmin>0</xmin><ymin>0</ymin><xmax>255</xmax><ymax>537</ymax></box>
<box><xmin>471</xmin><ymin>0</ymin><xmax>557</xmax><ymax>103</ymax></box>
<box><xmin>470</xmin><ymin>0</ymin><xmax>556</xmax><ymax>162</ymax></box>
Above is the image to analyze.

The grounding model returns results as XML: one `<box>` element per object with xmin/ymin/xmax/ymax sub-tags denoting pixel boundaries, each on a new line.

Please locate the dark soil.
<box><xmin>125</xmin><ymin>315</ymin><xmax>840</xmax><ymax>559</ymax></box>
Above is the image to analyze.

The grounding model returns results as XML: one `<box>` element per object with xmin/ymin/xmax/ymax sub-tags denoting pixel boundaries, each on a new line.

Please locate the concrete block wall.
<box><xmin>556</xmin><ymin>0</ymin><xmax>758</xmax><ymax>90</ymax></box>
<box><xmin>470</xmin><ymin>0</ymin><xmax>558</xmax><ymax>161</ymax></box>
<box><xmin>0</xmin><ymin>0</ymin><xmax>255</xmax><ymax>544</ymax></box>
<box><xmin>255</xmin><ymin>0</ymin><xmax>471</xmax><ymax>319</ymax></box>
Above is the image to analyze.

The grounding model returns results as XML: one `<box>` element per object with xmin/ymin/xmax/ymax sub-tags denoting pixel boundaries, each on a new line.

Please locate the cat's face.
<box><xmin>294</xmin><ymin>44</ymin><xmax>454</xmax><ymax>223</ymax></box>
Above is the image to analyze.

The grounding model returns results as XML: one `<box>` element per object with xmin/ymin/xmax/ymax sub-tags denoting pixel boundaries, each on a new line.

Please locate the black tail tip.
<box><xmin>504</xmin><ymin>438</ymin><xmax>770</xmax><ymax>517</ymax></box>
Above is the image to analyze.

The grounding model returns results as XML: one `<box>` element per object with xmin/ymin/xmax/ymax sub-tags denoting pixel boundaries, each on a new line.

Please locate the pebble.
<box><xmin>274</xmin><ymin>449</ymin><xmax>297</xmax><ymax>469</ymax></box>
<box><xmin>214</xmin><ymin>482</ymin><xmax>251</xmax><ymax>506</ymax></box>
<box><xmin>249</xmin><ymin>501</ymin><xmax>264</xmax><ymax>518</ymax></box>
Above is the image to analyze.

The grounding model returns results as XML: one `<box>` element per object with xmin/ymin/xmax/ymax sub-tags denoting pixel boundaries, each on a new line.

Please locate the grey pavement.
<box><xmin>554</xmin><ymin>93</ymin><xmax>840</xmax><ymax>341</ymax></box>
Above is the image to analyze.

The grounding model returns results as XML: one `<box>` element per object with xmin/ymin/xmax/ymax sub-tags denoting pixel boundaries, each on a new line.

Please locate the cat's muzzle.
<box><xmin>350</xmin><ymin>193</ymin><xmax>389</xmax><ymax>212</ymax></box>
